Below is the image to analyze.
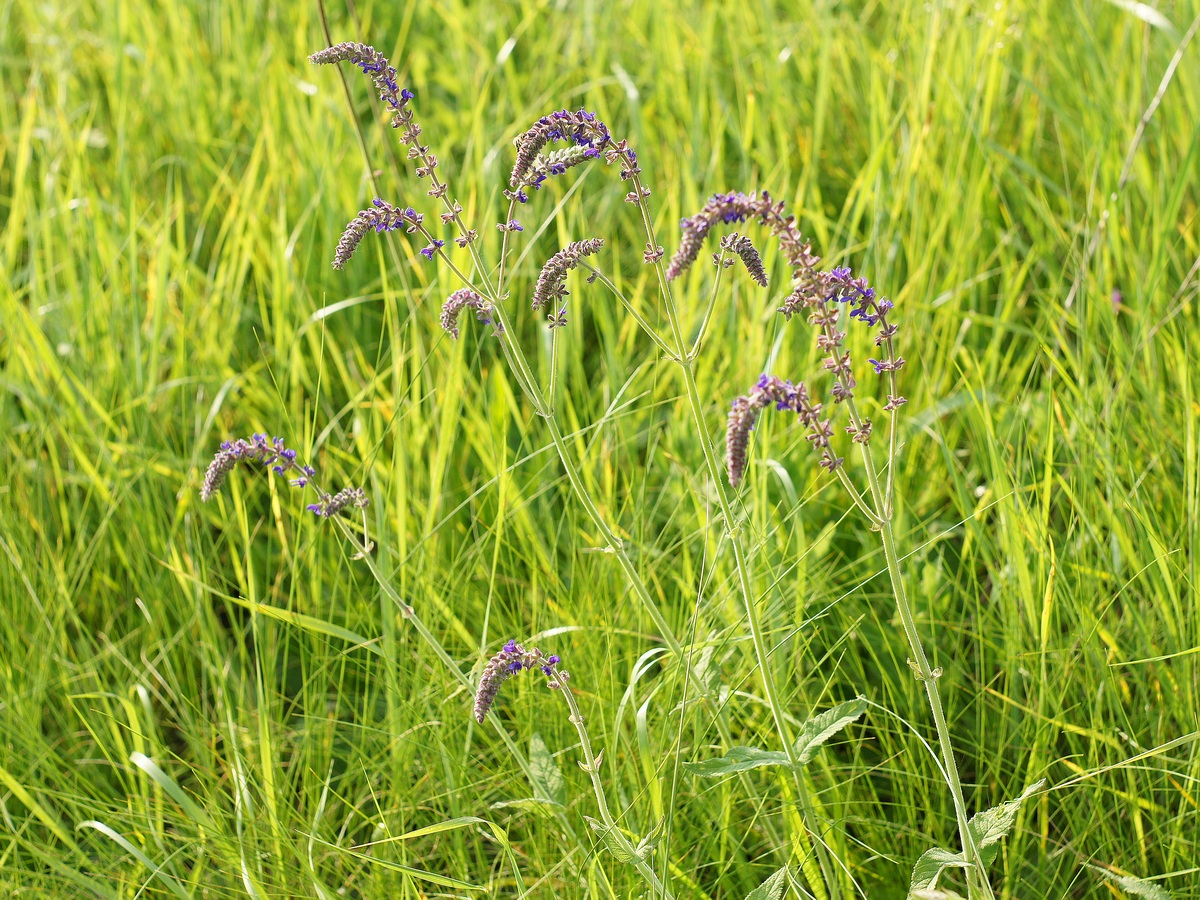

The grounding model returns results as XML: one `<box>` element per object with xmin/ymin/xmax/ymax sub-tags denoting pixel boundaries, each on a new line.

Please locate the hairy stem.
<box><xmin>558</xmin><ymin>678</ymin><xmax>675</xmax><ymax>899</ymax></box>
<box><xmin>855</xmin><ymin>446</ymin><xmax>994</xmax><ymax>900</ymax></box>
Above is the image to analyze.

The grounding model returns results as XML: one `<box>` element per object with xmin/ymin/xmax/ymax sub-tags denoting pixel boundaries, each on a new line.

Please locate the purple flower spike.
<box><xmin>667</xmin><ymin>191</ymin><xmax>818</xmax><ymax>290</ymax></box>
<box><xmin>473</xmin><ymin>640</ymin><xmax>550</xmax><ymax>722</ymax></box>
<box><xmin>332</xmin><ymin>200</ymin><xmax>426</xmax><ymax>269</ymax></box>
<box><xmin>310</xmin><ymin>43</ymin><xmax>414</xmax><ymax>120</ymax></box>
<box><xmin>510</xmin><ymin>109</ymin><xmax>625</xmax><ymax>189</ymax></box>
<box><xmin>724</xmin><ymin>375</ymin><xmax>829</xmax><ymax>487</ymax></box>
<box><xmin>439</xmin><ymin>288</ymin><xmax>496</xmax><ymax>340</ymax></box>
<box><xmin>306</xmin><ymin>486</ymin><xmax>369</xmax><ymax>518</ymax></box>
<box><xmin>201</xmin><ymin>434</ymin><xmax>314</xmax><ymax>501</ymax></box>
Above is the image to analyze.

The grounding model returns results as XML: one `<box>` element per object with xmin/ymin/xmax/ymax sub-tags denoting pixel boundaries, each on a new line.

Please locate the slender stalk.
<box><xmin>688</xmin><ymin>252</ymin><xmax>727</xmax><ymax>360</ymax></box>
<box><xmin>627</xmin><ymin>174</ymin><xmax>845</xmax><ymax>900</ymax></box>
<box><xmin>855</xmin><ymin>448</ymin><xmax>994</xmax><ymax>900</ymax></box>
<box><xmin>558</xmin><ymin>678</ymin><xmax>675</xmax><ymax>899</ymax></box>
<box><xmin>578</xmin><ymin>262</ymin><xmax>676</xmax><ymax>358</ymax></box>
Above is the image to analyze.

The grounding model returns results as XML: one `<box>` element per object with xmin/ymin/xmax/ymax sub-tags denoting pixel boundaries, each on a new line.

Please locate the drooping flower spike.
<box><xmin>309</xmin><ymin>43</ymin><xmax>413</xmax><ymax>123</ymax></box>
<box><xmin>332</xmin><ymin>199</ymin><xmax>426</xmax><ymax>269</ymax></box>
<box><xmin>306</xmin><ymin>487</ymin><xmax>370</xmax><ymax>518</ymax></box>
<box><xmin>666</xmin><ymin>192</ymin><xmax>819</xmax><ymax>308</ymax></box>
<box><xmin>473</xmin><ymin>640</ymin><xmax>566</xmax><ymax>723</ymax></box>
<box><xmin>716</xmin><ymin>232</ymin><xmax>768</xmax><ymax>287</ymax></box>
<box><xmin>200</xmin><ymin>434</ymin><xmax>369</xmax><ymax>521</ymax></box>
<box><xmin>531</xmin><ymin>238</ymin><xmax>605</xmax><ymax>312</ymax></box>
<box><xmin>440</xmin><ymin>288</ymin><xmax>497</xmax><ymax>340</ymax></box>
<box><xmin>200</xmin><ymin>434</ymin><xmax>315</xmax><ymax>502</ymax></box>
<box><xmin>724</xmin><ymin>375</ymin><xmax>837</xmax><ymax>487</ymax></box>
<box><xmin>508</xmin><ymin>110</ymin><xmax>640</xmax><ymax>197</ymax></box>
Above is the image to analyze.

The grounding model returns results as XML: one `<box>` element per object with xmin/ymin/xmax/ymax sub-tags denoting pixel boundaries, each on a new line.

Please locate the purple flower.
<box><xmin>439</xmin><ymin>288</ymin><xmax>496</xmax><ymax>340</ymax></box>
<box><xmin>332</xmin><ymin>200</ymin><xmax>426</xmax><ymax>269</ymax></box>
<box><xmin>420</xmin><ymin>238</ymin><xmax>445</xmax><ymax>260</ymax></box>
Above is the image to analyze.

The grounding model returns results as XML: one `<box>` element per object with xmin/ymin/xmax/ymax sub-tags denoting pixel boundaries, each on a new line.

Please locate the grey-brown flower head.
<box><xmin>667</xmin><ymin>192</ymin><xmax>818</xmax><ymax>291</ymax></box>
<box><xmin>200</xmin><ymin>434</ymin><xmax>316</xmax><ymax>501</ymax></box>
<box><xmin>473</xmin><ymin>640</ymin><xmax>548</xmax><ymax>723</ymax></box>
<box><xmin>306</xmin><ymin>487</ymin><xmax>369</xmax><ymax>518</ymax></box>
<box><xmin>531</xmin><ymin>238</ymin><xmax>605</xmax><ymax>312</ymax></box>
<box><xmin>440</xmin><ymin>288</ymin><xmax>495</xmax><ymax>340</ymax></box>
<box><xmin>309</xmin><ymin>43</ymin><xmax>415</xmax><ymax>128</ymax></box>
<box><xmin>510</xmin><ymin>109</ymin><xmax>614</xmax><ymax>190</ymax></box>
<box><xmin>333</xmin><ymin>199</ymin><xmax>425</xmax><ymax>269</ymax></box>
<box><xmin>719</xmin><ymin>232</ymin><xmax>768</xmax><ymax>286</ymax></box>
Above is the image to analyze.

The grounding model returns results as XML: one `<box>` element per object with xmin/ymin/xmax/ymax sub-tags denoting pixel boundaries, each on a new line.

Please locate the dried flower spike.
<box><xmin>719</xmin><ymin>232</ymin><xmax>768</xmax><ymax>287</ymax></box>
<box><xmin>306</xmin><ymin>487</ymin><xmax>369</xmax><ymax>518</ymax></box>
<box><xmin>531</xmin><ymin>238</ymin><xmax>605</xmax><ymax>311</ymax></box>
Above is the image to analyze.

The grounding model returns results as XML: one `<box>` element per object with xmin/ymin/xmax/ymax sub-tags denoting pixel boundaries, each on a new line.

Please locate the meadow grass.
<box><xmin>2</xmin><ymin>0</ymin><xmax>1199</xmax><ymax>896</ymax></box>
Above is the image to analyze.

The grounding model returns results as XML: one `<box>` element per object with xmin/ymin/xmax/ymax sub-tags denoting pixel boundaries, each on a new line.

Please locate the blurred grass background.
<box><xmin>2</xmin><ymin>0</ymin><xmax>1199</xmax><ymax>896</ymax></box>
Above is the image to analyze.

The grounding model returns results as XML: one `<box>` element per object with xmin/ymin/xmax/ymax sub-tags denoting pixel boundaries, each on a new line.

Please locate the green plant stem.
<box><xmin>855</xmin><ymin>448</ymin><xmax>994</xmax><ymax>900</ymax></box>
<box><xmin>558</xmin><ymin>676</ymin><xmax>675</xmax><ymax>900</ymax></box>
<box><xmin>628</xmin><ymin>174</ymin><xmax>844</xmax><ymax>900</ymax></box>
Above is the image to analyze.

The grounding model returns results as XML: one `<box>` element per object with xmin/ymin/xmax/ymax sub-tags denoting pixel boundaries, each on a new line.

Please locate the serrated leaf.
<box><xmin>528</xmin><ymin>733</ymin><xmax>565</xmax><ymax>806</ymax></box>
<box><xmin>909</xmin><ymin>847</ymin><xmax>968</xmax><ymax>892</ymax></box>
<box><xmin>682</xmin><ymin>746</ymin><xmax>791</xmax><ymax>778</ymax></box>
<box><xmin>489</xmin><ymin>798</ymin><xmax>563</xmax><ymax>819</ymax></box>
<box><xmin>966</xmin><ymin>779</ymin><xmax>1045</xmax><ymax>866</ymax></box>
<box><xmin>584</xmin><ymin>816</ymin><xmax>637</xmax><ymax>864</ymax></box>
<box><xmin>910</xmin><ymin>889</ymin><xmax>966</xmax><ymax>900</ymax></box>
<box><xmin>745</xmin><ymin>866</ymin><xmax>789</xmax><ymax>900</ymax></box>
<box><xmin>1090</xmin><ymin>865</ymin><xmax>1173</xmax><ymax>900</ymax></box>
<box><xmin>793</xmin><ymin>697</ymin><xmax>867</xmax><ymax>765</ymax></box>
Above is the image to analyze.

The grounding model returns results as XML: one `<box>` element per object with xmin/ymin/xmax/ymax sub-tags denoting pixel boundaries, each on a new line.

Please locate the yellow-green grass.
<box><xmin>1</xmin><ymin>0</ymin><xmax>1198</xmax><ymax>896</ymax></box>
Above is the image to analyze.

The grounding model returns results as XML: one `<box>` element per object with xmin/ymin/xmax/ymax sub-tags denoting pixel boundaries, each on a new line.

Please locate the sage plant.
<box><xmin>312</xmin><ymin>40</ymin><xmax>852</xmax><ymax>899</ymax></box>
<box><xmin>309</xmin><ymin>38</ymin><xmax>1040</xmax><ymax>900</ymax></box>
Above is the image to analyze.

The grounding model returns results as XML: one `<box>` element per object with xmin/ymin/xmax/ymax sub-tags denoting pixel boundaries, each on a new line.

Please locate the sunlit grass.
<box><xmin>1</xmin><ymin>0</ymin><xmax>1198</xmax><ymax>896</ymax></box>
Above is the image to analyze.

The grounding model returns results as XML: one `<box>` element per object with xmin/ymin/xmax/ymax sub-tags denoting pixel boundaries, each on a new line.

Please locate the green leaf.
<box><xmin>966</xmin><ymin>779</ymin><xmax>1045</xmax><ymax>866</ymax></box>
<box><xmin>489</xmin><ymin>798</ymin><xmax>563</xmax><ymax>818</ymax></box>
<box><xmin>584</xmin><ymin>816</ymin><xmax>637</xmax><ymax>864</ymax></box>
<box><xmin>1090</xmin><ymin>865</ymin><xmax>1173</xmax><ymax>900</ymax></box>
<box><xmin>682</xmin><ymin>746</ymin><xmax>791</xmax><ymax>777</ymax></box>
<box><xmin>528</xmin><ymin>733</ymin><xmax>565</xmax><ymax>805</ymax></box>
<box><xmin>909</xmin><ymin>847</ymin><xmax>968</xmax><ymax>892</ymax></box>
<box><xmin>745</xmin><ymin>865</ymin><xmax>789</xmax><ymax>900</ymax></box>
<box><xmin>793</xmin><ymin>697</ymin><xmax>867</xmax><ymax>765</ymax></box>
<box><xmin>910</xmin><ymin>890</ymin><xmax>967</xmax><ymax>900</ymax></box>
<box><xmin>77</xmin><ymin>821</ymin><xmax>190</xmax><ymax>899</ymax></box>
